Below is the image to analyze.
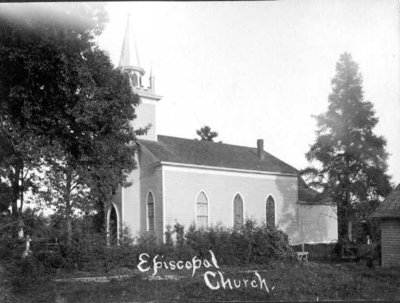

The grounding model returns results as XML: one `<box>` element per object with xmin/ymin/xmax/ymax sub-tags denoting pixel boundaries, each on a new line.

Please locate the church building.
<box><xmin>106</xmin><ymin>17</ymin><xmax>338</xmax><ymax>245</ymax></box>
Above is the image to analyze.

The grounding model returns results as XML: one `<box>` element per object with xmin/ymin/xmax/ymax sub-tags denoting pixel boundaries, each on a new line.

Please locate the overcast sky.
<box><xmin>97</xmin><ymin>1</ymin><xmax>399</xmax><ymax>184</ymax></box>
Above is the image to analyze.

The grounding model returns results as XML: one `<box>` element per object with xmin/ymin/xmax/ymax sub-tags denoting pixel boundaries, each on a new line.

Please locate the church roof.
<box><xmin>139</xmin><ymin>135</ymin><xmax>299</xmax><ymax>175</ymax></box>
<box><xmin>139</xmin><ymin>135</ymin><xmax>331</xmax><ymax>204</ymax></box>
<box><xmin>372</xmin><ymin>184</ymin><xmax>400</xmax><ymax>218</ymax></box>
<box><xmin>297</xmin><ymin>177</ymin><xmax>332</xmax><ymax>204</ymax></box>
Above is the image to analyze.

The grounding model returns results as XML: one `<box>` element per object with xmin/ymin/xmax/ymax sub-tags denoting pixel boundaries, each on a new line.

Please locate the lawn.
<box><xmin>2</xmin><ymin>261</ymin><xmax>400</xmax><ymax>302</ymax></box>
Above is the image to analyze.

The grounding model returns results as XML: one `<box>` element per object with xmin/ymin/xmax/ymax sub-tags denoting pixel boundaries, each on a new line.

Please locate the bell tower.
<box><xmin>119</xmin><ymin>14</ymin><xmax>161</xmax><ymax>141</ymax></box>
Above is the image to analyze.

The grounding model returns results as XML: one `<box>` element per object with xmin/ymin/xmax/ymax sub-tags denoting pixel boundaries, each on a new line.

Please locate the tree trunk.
<box><xmin>337</xmin><ymin>202</ymin><xmax>348</xmax><ymax>243</ymax></box>
<box><xmin>11</xmin><ymin>163</ymin><xmax>22</xmax><ymax>217</ymax></box>
<box><xmin>64</xmin><ymin>168</ymin><xmax>73</xmax><ymax>246</ymax></box>
<box><xmin>18</xmin><ymin>164</ymin><xmax>24</xmax><ymax>214</ymax></box>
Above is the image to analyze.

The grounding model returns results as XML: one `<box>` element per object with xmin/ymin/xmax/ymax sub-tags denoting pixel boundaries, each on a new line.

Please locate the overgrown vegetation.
<box><xmin>0</xmin><ymin>217</ymin><xmax>297</xmax><ymax>294</ymax></box>
<box><xmin>3</xmin><ymin>258</ymin><xmax>400</xmax><ymax>302</ymax></box>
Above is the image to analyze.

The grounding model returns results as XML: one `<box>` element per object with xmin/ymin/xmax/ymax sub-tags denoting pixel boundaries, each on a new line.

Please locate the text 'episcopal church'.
<box><xmin>105</xmin><ymin>16</ymin><xmax>338</xmax><ymax>245</ymax></box>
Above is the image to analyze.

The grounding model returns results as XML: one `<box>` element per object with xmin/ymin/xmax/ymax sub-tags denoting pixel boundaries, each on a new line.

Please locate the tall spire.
<box><xmin>118</xmin><ymin>14</ymin><xmax>162</xmax><ymax>141</ymax></box>
<box><xmin>119</xmin><ymin>14</ymin><xmax>144</xmax><ymax>76</ymax></box>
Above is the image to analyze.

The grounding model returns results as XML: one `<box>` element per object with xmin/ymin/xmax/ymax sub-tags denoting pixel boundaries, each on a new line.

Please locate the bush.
<box><xmin>185</xmin><ymin>219</ymin><xmax>296</xmax><ymax>266</ymax></box>
<box><xmin>2</xmin><ymin>214</ymin><xmax>297</xmax><ymax>284</ymax></box>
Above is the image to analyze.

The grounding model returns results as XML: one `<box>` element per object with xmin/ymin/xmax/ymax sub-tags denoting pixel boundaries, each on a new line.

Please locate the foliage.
<box><xmin>196</xmin><ymin>125</ymin><xmax>219</xmax><ymax>142</ymax></box>
<box><xmin>0</xmin><ymin>3</ymin><xmax>108</xmax><ymax>217</ymax></box>
<box><xmin>0</xmin><ymin>4</ymin><xmax>143</xmax><ymax>244</ymax></box>
<box><xmin>302</xmin><ymin>53</ymin><xmax>392</xmax><ymax>241</ymax></box>
<box><xmin>185</xmin><ymin>219</ymin><xmax>296</xmax><ymax>265</ymax></box>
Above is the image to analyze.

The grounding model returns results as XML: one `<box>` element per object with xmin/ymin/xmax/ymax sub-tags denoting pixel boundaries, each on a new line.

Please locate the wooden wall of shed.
<box><xmin>381</xmin><ymin>219</ymin><xmax>400</xmax><ymax>267</ymax></box>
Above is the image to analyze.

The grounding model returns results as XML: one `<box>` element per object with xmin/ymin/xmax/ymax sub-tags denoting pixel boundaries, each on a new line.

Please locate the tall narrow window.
<box><xmin>266</xmin><ymin>196</ymin><xmax>275</xmax><ymax>228</ymax></box>
<box><xmin>147</xmin><ymin>192</ymin><xmax>155</xmax><ymax>231</ymax></box>
<box><xmin>196</xmin><ymin>191</ymin><xmax>208</xmax><ymax>227</ymax></box>
<box><xmin>233</xmin><ymin>194</ymin><xmax>244</xmax><ymax>230</ymax></box>
<box><xmin>109</xmin><ymin>205</ymin><xmax>118</xmax><ymax>244</ymax></box>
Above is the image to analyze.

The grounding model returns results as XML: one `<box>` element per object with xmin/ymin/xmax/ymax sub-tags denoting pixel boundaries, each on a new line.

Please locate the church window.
<box><xmin>196</xmin><ymin>191</ymin><xmax>208</xmax><ymax>227</ymax></box>
<box><xmin>147</xmin><ymin>191</ymin><xmax>155</xmax><ymax>231</ymax></box>
<box><xmin>109</xmin><ymin>205</ymin><xmax>118</xmax><ymax>245</ymax></box>
<box><xmin>233</xmin><ymin>194</ymin><xmax>244</xmax><ymax>230</ymax></box>
<box><xmin>266</xmin><ymin>195</ymin><xmax>275</xmax><ymax>228</ymax></box>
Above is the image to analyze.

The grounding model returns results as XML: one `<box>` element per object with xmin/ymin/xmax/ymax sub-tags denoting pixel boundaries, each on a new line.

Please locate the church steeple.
<box><xmin>119</xmin><ymin>14</ymin><xmax>162</xmax><ymax>141</ymax></box>
<box><xmin>119</xmin><ymin>14</ymin><xmax>145</xmax><ymax>88</ymax></box>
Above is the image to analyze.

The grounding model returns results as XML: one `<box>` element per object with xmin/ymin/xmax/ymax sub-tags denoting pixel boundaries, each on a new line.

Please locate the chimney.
<box><xmin>257</xmin><ymin>139</ymin><xmax>265</xmax><ymax>160</ymax></box>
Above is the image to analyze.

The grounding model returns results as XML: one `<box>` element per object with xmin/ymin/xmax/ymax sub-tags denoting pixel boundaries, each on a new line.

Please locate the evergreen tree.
<box><xmin>196</xmin><ymin>125</ymin><xmax>218</xmax><ymax>142</ymax></box>
<box><xmin>303</xmin><ymin>53</ymin><xmax>392</xmax><ymax>242</ymax></box>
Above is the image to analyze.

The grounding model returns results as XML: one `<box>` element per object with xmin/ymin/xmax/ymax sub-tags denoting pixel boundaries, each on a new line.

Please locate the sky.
<box><xmin>96</xmin><ymin>0</ymin><xmax>400</xmax><ymax>185</ymax></box>
<box><xmin>4</xmin><ymin>1</ymin><xmax>397</xmax><ymax>184</ymax></box>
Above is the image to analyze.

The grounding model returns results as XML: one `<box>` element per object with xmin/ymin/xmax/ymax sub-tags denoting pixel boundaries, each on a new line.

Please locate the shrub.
<box><xmin>184</xmin><ymin>219</ymin><xmax>296</xmax><ymax>266</ymax></box>
<box><xmin>3</xmin><ymin>214</ymin><xmax>297</xmax><ymax>283</ymax></box>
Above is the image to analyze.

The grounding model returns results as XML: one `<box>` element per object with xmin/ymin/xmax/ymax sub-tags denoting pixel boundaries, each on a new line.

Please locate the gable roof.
<box><xmin>297</xmin><ymin>177</ymin><xmax>332</xmax><ymax>204</ymax></box>
<box><xmin>372</xmin><ymin>184</ymin><xmax>400</xmax><ymax>218</ymax></box>
<box><xmin>138</xmin><ymin>135</ymin><xmax>298</xmax><ymax>175</ymax></box>
<box><xmin>138</xmin><ymin>135</ymin><xmax>332</xmax><ymax>204</ymax></box>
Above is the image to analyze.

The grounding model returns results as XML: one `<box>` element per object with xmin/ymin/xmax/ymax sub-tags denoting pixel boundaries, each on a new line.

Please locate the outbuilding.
<box><xmin>372</xmin><ymin>184</ymin><xmax>400</xmax><ymax>267</ymax></box>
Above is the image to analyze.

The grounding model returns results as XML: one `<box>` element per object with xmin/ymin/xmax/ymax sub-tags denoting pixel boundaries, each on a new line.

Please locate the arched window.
<box><xmin>233</xmin><ymin>194</ymin><xmax>244</xmax><ymax>230</ymax></box>
<box><xmin>196</xmin><ymin>191</ymin><xmax>208</xmax><ymax>227</ymax></box>
<box><xmin>266</xmin><ymin>195</ymin><xmax>275</xmax><ymax>228</ymax></box>
<box><xmin>147</xmin><ymin>192</ymin><xmax>155</xmax><ymax>231</ymax></box>
<box><xmin>109</xmin><ymin>205</ymin><xmax>118</xmax><ymax>245</ymax></box>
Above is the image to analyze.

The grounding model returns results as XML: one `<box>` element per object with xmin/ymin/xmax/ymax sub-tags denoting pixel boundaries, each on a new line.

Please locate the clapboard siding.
<box><xmin>122</xmin><ymin>153</ymin><xmax>141</xmax><ymax>238</ymax></box>
<box><xmin>162</xmin><ymin>166</ymin><xmax>298</xmax><ymax>240</ymax></box>
<box><xmin>122</xmin><ymin>149</ymin><xmax>338</xmax><ymax>244</ymax></box>
<box><xmin>139</xmin><ymin>150</ymin><xmax>163</xmax><ymax>241</ymax></box>
<box><xmin>381</xmin><ymin>219</ymin><xmax>400</xmax><ymax>267</ymax></box>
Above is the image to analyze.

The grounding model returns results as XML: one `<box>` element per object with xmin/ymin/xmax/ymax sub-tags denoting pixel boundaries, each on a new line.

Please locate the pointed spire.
<box><xmin>119</xmin><ymin>14</ymin><xmax>145</xmax><ymax>75</ymax></box>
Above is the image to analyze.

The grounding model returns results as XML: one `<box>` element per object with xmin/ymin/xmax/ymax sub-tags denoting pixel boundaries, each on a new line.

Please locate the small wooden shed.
<box><xmin>372</xmin><ymin>184</ymin><xmax>400</xmax><ymax>267</ymax></box>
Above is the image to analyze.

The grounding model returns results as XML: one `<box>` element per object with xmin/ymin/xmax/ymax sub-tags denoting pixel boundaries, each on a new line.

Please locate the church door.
<box><xmin>266</xmin><ymin>196</ymin><xmax>275</xmax><ymax>228</ymax></box>
<box><xmin>233</xmin><ymin>194</ymin><xmax>244</xmax><ymax>230</ymax></box>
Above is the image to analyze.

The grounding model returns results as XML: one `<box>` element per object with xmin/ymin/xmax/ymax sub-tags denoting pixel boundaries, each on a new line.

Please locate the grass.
<box><xmin>2</xmin><ymin>261</ymin><xmax>400</xmax><ymax>302</ymax></box>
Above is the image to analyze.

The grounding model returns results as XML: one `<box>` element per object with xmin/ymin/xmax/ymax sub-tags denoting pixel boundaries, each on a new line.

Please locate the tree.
<box><xmin>303</xmin><ymin>53</ymin><xmax>392</xmax><ymax>243</ymax></box>
<box><xmin>0</xmin><ymin>4</ymin><xmax>142</xmax><ymax>242</ymax></box>
<box><xmin>196</xmin><ymin>126</ymin><xmax>218</xmax><ymax>142</ymax></box>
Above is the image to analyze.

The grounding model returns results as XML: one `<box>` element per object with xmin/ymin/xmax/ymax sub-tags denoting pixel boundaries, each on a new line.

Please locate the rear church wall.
<box><xmin>292</xmin><ymin>203</ymin><xmax>338</xmax><ymax>245</ymax></box>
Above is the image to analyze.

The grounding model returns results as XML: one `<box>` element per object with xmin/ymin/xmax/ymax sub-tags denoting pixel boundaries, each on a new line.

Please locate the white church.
<box><xmin>105</xmin><ymin>17</ymin><xmax>338</xmax><ymax>245</ymax></box>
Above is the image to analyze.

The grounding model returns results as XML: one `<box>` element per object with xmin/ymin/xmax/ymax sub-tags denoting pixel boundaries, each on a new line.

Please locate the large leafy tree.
<box><xmin>0</xmin><ymin>4</ymin><xmax>141</xmax><ymax>240</ymax></box>
<box><xmin>303</xmin><ymin>53</ymin><xmax>392</xmax><ymax>242</ymax></box>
